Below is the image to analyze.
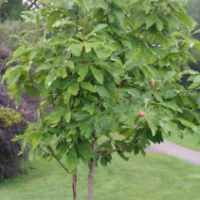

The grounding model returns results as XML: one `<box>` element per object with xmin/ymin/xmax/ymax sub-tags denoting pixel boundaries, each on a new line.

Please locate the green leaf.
<box><xmin>57</xmin><ymin>67</ymin><xmax>68</xmax><ymax>78</ymax></box>
<box><xmin>157</xmin><ymin>102</ymin><xmax>182</xmax><ymax>113</ymax></box>
<box><xmin>110</xmin><ymin>132</ymin><xmax>125</xmax><ymax>141</ymax></box>
<box><xmin>175</xmin><ymin>8</ymin><xmax>195</xmax><ymax>29</ymax></box>
<box><xmin>81</xmin><ymin>117</ymin><xmax>95</xmax><ymax>138</ymax></box>
<box><xmin>156</xmin><ymin>18</ymin><xmax>163</xmax><ymax>31</ymax></box>
<box><xmin>146</xmin><ymin>14</ymin><xmax>157</xmax><ymax>29</ymax></box>
<box><xmin>77</xmin><ymin>140</ymin><xmax>94</xmax><ymax>160</ymax></box>
<box><xmin>81</xmin><ymin>82</ymin><xmax>96</xmax><ymax>92</ymax></box>
<box><xmin>13</xmin><ymin>47</ymin><xmax>31</xmax><ymax>58</ymax></box>
<box><xmin>7</xmin><ymin>67</ymin><xmax>22</xmax><ymax>88</ymax></box>
<box><xmin>52</xmin><ymin>19</ymin><xmax>75</xmax><ymax>27</ymax></box>
<box><xmin>125</xmin><ymin>88</ymin><xmax>140</xmax><ymax>98</ymax></box>
<box><xmin>143</xmin><ymin>91</ymin><xmax>152</xmax><ymax>108</ymax></box>
<box><xmin>65</xmin><ymin>112</ymin><xmax>71</xmax><ymax>122</ymax></box>
<box><xmin>36</xmin><ymin>63</ymin><xmax>55</xmax><ymax>72</ymax></box>
<box><xmin>31</xmin><ymin>134</ymin><xmax>43</xmax><ymax>149</ymax></box>
<box><xmin>46</xmin><ymin>11</ymin><xmax>58</xmax><ymax>32</ymax></box>
<box><xmin>45</xmin><ymin>107</ymin><xmax>64</xmax><ymax>123</ymax></box>
<box><xmin>66</xmin><ymin>146</ymin><xmax>78</xmax><ymax>172</ymax></box>
<box><xmin>69</xmin><ymin>44</ymin><xmax>83</xmax><ymax>56</ymax></box>
<box><xmin>56</xmin><ymin>141</ymin><xmax>69</xmax><ymax>154</ymax></box>
<box><xmin>45</xmin><ymin>69</ymin><xmax>58</xmax><ymax>88</ymax></box>
<box><xmin>113</xmin><ymin>8</ymin><xmax>125</xmax><ymax>26</ymax></box>
<box><xmin>65</xmin><ymin>61</ymin><xmax>74</xmax><ymax>69</ymax></box>
<box><xmin>90</xmin><ymin>66</ymin><xmax>104</xmax><ymax>85</ymax></box>
<box><xmin>16</xmin><ymin>86</ymin><xmax>23</xmax><ymax>105</ymax></box>
<box><xmin>141</xmin><ymin>43</ymin><xmax>152</xmax><ymax>60</ymax></box>
<box><xmin>175</xmin><ymin>118</ymin><xmax>198</xmax><ymax>132</ymax></box>
<box><xmin>143</xmin><ymin>0</ymin><xmax>151</xmax><ymax>14</ymax></box>
<box><xmin>161</xmin><ymin>71</ymin><xmax>176</xmax><ymax>85</ymax></box>
<box><xmin>134</xmin><ymin>144</ymin><xmax>140</xmax><ymax>155</ymax></box>
<box><xmin>95</xmin><ymin>86</ymin><xmax>111</xmax><ymax>98</ymax></box>
<box><xmin>165</xmin><ymin>90</ymin><xmax>176</xmax><ymax>99</ymax></box>
<box><xmin>68</xmin><ymin>83</ymin><xmax>79</xmax><ymax>95</ymax></box>
<box><xmin>146</xmin><ymin>114</ymin><xmax>157</xmax><ymax>136</ymax></box>
<box><xmin>93</xmin><ymin>45</ymin><xmax>111</xmax><ymax>59</ymax></box>
<box><xmin>192</xmin><ymin>29</ymin><xmax>200</xmax><ymax>35</ymax></box>
<box><xmin>82</xmin><ymin>104</ymin><xmax>94</xmax><ymax>115</ymax></box>
<box><xmin>87</xmin><ymin>24</ymin><xmax>108</xmax><ymax>36</ymax></box>
<box><xmin>28</xmin><ymin>48</ymin><xmax>42</xmax><ymax>60</ymax></box>
<box><xmin>78</xmin><ymin>65</ymin><xmax>88</xmax><ymax>82</ymax></box>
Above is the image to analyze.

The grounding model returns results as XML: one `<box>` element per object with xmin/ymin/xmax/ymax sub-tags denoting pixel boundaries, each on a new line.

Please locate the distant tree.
<box><xmin>0</xmin><ymin>0</ymin><xmax>27</xmax><ymax>22</ymax></box>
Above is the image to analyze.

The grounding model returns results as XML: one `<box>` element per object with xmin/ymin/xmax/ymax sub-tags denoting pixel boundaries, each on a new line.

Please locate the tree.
<box><xmin>4</xmin><ymin>0</ymin><xmax>200</xmax><ymax>199</ymax></box>
<box><xmin>0</xmin><ymin>0</ymin><xmax>27</xmax><ymax>22</ymax></box>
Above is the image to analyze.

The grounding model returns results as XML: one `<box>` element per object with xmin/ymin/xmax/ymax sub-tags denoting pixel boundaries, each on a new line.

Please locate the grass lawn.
<box><xmin>1</xmin><ymin>153</ymin><xmax>200</xmax><ymax>200</ymax></box>
<box><xmin>166</xmin><ymin>132</ymin><xmax>200</xmax><ymax>152</ymax></box>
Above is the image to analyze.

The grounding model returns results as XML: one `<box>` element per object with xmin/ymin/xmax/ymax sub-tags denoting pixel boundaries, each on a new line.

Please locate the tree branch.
<box><xmin>137</xmin><ymin>29</ymin><xmax>145</xmax><ymax>38</ymax></box>
<box><xmin>47</xmin><ymin>146</ymin><xmax>69</xmax><ymax>173</ymax></box>
<box><xmin>97</xmin><ymin>139</ymin><xmax>140</xmax><ymax>157</ymax></box>
<box><xmin>28</xmin><ymin>0</ymin><xmax>39</xmax><ymax>10</ymax></box>
<box><xmin>39</xmin><ymin>144</ymin><xmax>52</xmax><ymax>156</ymax></box>
<box><xmin>180</xmin><ymin>84</ymin><xmax>200</xmax><ymax>94</ymax></box>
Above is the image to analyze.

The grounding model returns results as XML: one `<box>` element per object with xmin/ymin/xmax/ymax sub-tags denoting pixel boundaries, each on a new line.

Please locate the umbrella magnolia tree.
<box><xmin>4</xmin><ymin>0</ymin><xmax>200</xmax><ymax>199</ymax></box>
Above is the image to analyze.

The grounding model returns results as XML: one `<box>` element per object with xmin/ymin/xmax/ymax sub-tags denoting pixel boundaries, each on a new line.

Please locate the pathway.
<box><xmin>145</xmin><ymin>139</ymin><xmax>200</xmax><ymax>166</ymax></box>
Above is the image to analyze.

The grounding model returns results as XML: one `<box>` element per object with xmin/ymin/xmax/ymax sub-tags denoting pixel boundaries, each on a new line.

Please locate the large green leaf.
<box><xmin>175</xmin><ymin>118</ymin><xmax>198</xmax><ymax>132</ymax></box>
<box><xmin>66</xmin><ymin>146</ymin><xmax>79</xmax><ymax>172</ymax></box>
<box><xmin>36</xmin><ymin>63</ymin><xmax>55</xmax><ymax>72</ymax></box>
<box><xmin>77</xmin><ymin>140</ymin><xmax>94</xmax><ymax>160</ymax></box>
<box><xmin>81</xmin><ymin>82</ymin><xmax>96</xmax><ymax>92</ymax></box>
<box><xmin>93</xmin><ymin>45</ymin><xmax>111</xmax><ymax>59</ymax></box>
<box><xmin>95</xmin><ymin>86</ymin><xmax>111</xmax><ymax>98</ymax></box>
<box><xmin>90</xmin><ymin>66</ymin><xmax>104</xmax><ymax>85</ymax></box>
<box><xmin>69</xmin><ymin>44</ymin><xmax>83</xmax><ymax>56</ymax></box>
<box><xmin>56</xmin><ymin>141</ymin><xmax>69</xmax><ymax>154</ymax></box>
<box><xmin>45</xmin><ymin>69</ymin><xmax>58</xmax><ymax>88</ymax></box>
<box><xmin>146</xmin><ymin>114</ymin><xmax>157</xmax><ymax>136</ymax></box>
<box><xmin>78</xmin><ymin>65</ymin><xmax>88</xmax><ymax>82</ymax></box>
<box><xmin>146</xmin><ymin>14</ymin><xmax>157</xmax><ymax>29</ymax></box>
<box><xmin>7</xmin><ymin>67</ymin><xmax>22</xmax><ymax>88</ymax></box>
<box><xmin>68</xmin><ymin>83</ymin><xmax>79</xmax><ymax>95</ymax></box>
<box><xmin>13</xmin><ymin>47</ymin><xmax>31</xmax><ymax>58</ymax></box>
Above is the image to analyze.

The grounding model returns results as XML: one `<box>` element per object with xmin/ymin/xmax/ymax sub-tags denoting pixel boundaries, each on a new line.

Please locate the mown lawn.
<box><xmin>1</xmin><ymin>153</ymin><xmax>200</xmax><ymax>200</ymax></box>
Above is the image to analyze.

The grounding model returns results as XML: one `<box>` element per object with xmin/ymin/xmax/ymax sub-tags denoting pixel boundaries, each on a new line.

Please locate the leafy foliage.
<box><xmin>4</xmin><ymin>0</ymin><xmax>200</xmax><ymax>198</ymax></box>
<box><xmin>0</xmin><ymin>0</ymin><xmax>27</xmax><ymax>22</ymax></box>
<box><xmin>0</xmin><ymin>106</ymin><xmax>22</xmax><ymax>127</ymax></box>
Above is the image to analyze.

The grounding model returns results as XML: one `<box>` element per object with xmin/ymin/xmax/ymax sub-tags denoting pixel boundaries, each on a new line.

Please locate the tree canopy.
<box><xmin>4</xmin><ymin>0</ymin><xmax>200</xmax><ymax>200</ymax></box>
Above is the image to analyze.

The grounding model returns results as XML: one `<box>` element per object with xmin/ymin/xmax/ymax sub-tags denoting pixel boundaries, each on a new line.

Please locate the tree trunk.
<box><xmin>88</xmin><ymin>158</ymin><xmax>95</xmax><ymax>200</ymax></box>
<box><xmin>72</xmin><ymin>167</ymin><xmax>78</xmax><ymax>200</ymax></box>
<box><xmin>88</xmin><ymin>132</ymin><xmax>97</xmax><ymax>200</ymax></box>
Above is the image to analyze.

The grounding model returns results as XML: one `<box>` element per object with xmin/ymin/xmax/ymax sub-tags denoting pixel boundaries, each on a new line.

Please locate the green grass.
<box><xmin>166</xmin><ymin>132</ymin><xmax>200</xmax><ymax>152</ymax></box>
<box><xmin>1</xmin><ymin>153</ymin><xmax>200</xmax><ymax>200</ymax></box>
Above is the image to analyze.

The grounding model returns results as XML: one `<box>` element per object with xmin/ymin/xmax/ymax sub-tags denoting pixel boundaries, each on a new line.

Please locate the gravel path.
<box><xmin>145</xmin><ymin>139</ymin><xmax>200</xmax><ymax>166</ymax></box>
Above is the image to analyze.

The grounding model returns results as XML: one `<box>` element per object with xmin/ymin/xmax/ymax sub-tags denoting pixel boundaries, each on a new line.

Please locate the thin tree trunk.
<box><xmin>72</xmin><ymin>167</ymin><xmax>78</xmax><ymax>200</ymax></box>
<box><xmin>88</xmin><ymin>158</ymin><xmax>95</xmax><ymax>200</ymax></box>
<box><xmin>88</xmin><ymin>132</ymin><xmax>97</xmax><ymax>200</ymax></box>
